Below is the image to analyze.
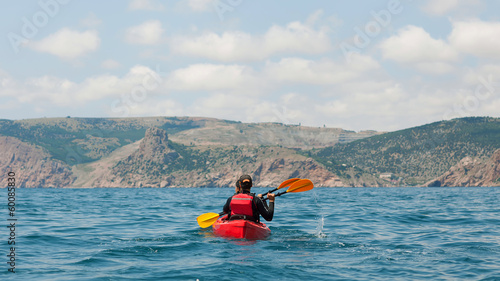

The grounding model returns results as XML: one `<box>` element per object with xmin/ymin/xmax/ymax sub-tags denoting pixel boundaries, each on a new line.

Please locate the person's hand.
<box><xmin>257</xmin><ymin>194</ymin><xmax>263</xmax><ymax>198</ymax></box>
<box><xmin>267</xmin><ymin>193</ymin><xmax>275</xmax><ymax>202</ymax></box>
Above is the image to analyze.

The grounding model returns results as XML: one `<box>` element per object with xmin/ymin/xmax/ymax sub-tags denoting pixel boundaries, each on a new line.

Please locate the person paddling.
<box><xmin>223</xmin><ymin>175</ymin><xmax>275</xmax><ymax>222</ymax></box>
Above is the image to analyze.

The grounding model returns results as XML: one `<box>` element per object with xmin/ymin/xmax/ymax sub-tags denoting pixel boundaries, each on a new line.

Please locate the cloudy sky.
<box><xmin>1</xmin><ymin>0</ymin><xmax>499</xmax><ymax>131</ymax></box>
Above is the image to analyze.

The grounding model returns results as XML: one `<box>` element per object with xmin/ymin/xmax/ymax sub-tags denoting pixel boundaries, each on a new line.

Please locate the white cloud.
<box><xmin>171</xmin><ymin>20</ymin><xmax>331</xmax><ymax>61</ymax></box>
<box><xmin>463</xmin><ymin>64</ymin><xmax>500</xmax><ymax>85</ymax></box>
<box><xmin>449</xmin><ymin>19</ymin><xmax>500</xmax><ymax>59</ymax></box>
<box><xmin>5</xmin><ymin>60</ymin><xmax>459</xmax><ymax>131</ymax></box>
<box><xmin>421</xmin><ymin>0</ymin><xmax>482</xmax><ymax>16</ymax></box>
<box><xmin>4</xmin><ymin>63</ymin><xmax>262</xmax><ymax>114</ymax></box>
<box><xmin>79</xmin><ymin>65</ymin><xmax>162</xmax><ymax>101</ymax></box>
<box><xmin>125</xmin><ymin>20</ymin><xmax>164</xmax><ymax>45</ymax></box>
<box><xmin>313</xmin><ymin>83</ymin><xmax>463</xmax><ymax>131</ymax></box>
<box><xmin>185</xmin><ymin>0</ymin><xmax>214</xmax><ymax>11</ymax></box>
<box><xmin>166</xmin><ymin>63</ymin><xmax>261</xmax><ymax>93</ymax></box>
<box><xmin>422</xmin><ymin>0</ymin><xmax>459</xmax><ymax>15</ymax></box>
<box><xmin>80</xmin><ymin>12</ymin><xmax>102</xmax><ymax>28</ymax></box>
<box><xmin>264</xmin><ymin>54</ymin><xmax>380</xmax><ymax>85</ymax></box>
<box><xmin>264</xmin><ymin>21</ymin><xmax>331</xmax><ymax>54</ymax></box>
<box><xmin>172</xmin><ymin>31</ymin><xmax>254</xmax><ymax>61</ymax></box>
<box><xmin>192</xmin><ymin>93</ymin><xmax>253</xmax><ymax>111</ymax></box>
<box><xmin>414</xmin><ymin>62</ymin><xmax>456</xmax><ymax>75</ymax></box>
<box><xmin>259</xmin><ymin>94</ymin><xmax>301</xmax><ymax>124</ymax></box>
<box><xmin>188</xmin><ymin>93</ymin><xmax>257</xmax><ymax>121</ymax></box>
<box><xmin>2</xmin><ymin>65</ymin><xmax>162</xmax><ymax>107</ymax></box>
<box><xmin>316</xmin><ymin>100</ymin><xmax>349</xmax><ymax>117</ymax></box>
<box><xmin>2</xmin><ymin>52</ymin><xmax>498</xmax><ymax>132</ymax></box>
<box><xmin>0</xmin><ymin>69</ymin><xmax>13</xmax><ymax>90</ymax></box>
<box><xmin>380</xmin><ymin>20</ymin><xmax>500</xmax><ymax>73</ymax></box>
<box><xmin>29</xmin><ymin>28</ymin><xmax>100</xmax><ymax>59</ymax></box>
<box><xmin>380</xmin><ymin>25</ymin><xmax>458</xmax><ymax>64</ymax></box>
<box><xmin>126</xmin><ymin>99</ymin><xmax>184</xmax><ymax>116</ymax></box>
<box><xmin>186</xmin><ymin>94</ymin><xmax>308</xmax><ymax>125</ymax></box>
<box><xmin>128</xmin><ymin>0</ymin><xmax>164</xmax><ymax>11</ymax></box>
<box><xmin>101</xmin><ymin>59</ymin><xmax>121</xmax><ymax>69</ymax></box>
<box><xmin>268</xmin><ymin>93</ymin><xmax>318</xmax><ymax>125</ymax></box>
<box><xmin>379</xmin><ymin>25</ymin><xmax>459</xmax><ymax>74</ymax></box>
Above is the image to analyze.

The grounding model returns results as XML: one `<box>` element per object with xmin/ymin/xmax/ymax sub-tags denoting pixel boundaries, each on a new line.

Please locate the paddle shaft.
<box><xmin>262</xmin><ymin>179</ymin><xmax>313</xmax><ymax>201</ymax></box>
<box><xmin>263</xmin><ymin>178</ymin><xmax>300</xmax><ymax>195</ymax></box>
<box><xmin>262</xmin><ymin>186</ymin><xmax>286</xmax><ymax>196</ymax></box>
<box><xmin>263</xmin><ymin>190</ymin><xmax>286</xmax><ymax>201</ymax></box>
<box><xmin>262</xmin><ymin>178</ymin><xmax>301</xmax><ymax>198</ymax></box>
<box><xmin>266</xmin><ymin>187</ymin><xmax>279</xmax><ymax>194</ymax></box>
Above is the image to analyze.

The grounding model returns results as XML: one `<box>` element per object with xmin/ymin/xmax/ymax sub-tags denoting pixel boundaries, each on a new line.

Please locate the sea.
<box><xmin>3</xmin><ymin>187</ymin><xmax>500</xmax><ymax>281</ymax></box>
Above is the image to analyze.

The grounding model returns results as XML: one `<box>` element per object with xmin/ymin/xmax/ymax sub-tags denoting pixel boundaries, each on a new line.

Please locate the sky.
<box><xmin>1</xmin><ymin>0</ymin><xmax>500</xmax><ymax>131</ymax></box>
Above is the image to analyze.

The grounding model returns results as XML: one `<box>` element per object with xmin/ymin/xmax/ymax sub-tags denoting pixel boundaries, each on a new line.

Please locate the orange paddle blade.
<box><xmin>278</xmin><ymin>178</ymin><xmax>301</xmax><ymax>189</ymax></box>
<box><xmin>287</xmin><ymin>179</ymin><xmax>314</xmax><ymax>193</ymax></box>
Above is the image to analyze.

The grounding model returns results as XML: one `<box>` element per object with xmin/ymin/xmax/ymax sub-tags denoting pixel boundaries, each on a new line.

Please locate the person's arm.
<box><xmin>223</xmin><ymin>197</ymin><xmax>232</xmax><ymax>214</ymax></box>
<box><xmin>255</xmin><ymin>193</ymin><xmax>275</xmax><ymax>221</ymax></box>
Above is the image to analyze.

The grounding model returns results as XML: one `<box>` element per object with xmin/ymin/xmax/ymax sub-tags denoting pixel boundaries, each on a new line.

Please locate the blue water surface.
<box><xmin>3</xmin><ymin>187</ymin><xmax>500</xmax><ymax>280</ymax></box>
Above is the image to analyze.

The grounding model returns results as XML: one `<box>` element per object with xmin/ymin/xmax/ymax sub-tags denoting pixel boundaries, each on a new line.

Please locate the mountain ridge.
<box><xmin>1</xmin><ymin>116</ymin><xmax>499</xmax><ymax>187</ymax></box>
<box><xmin>310</xmin><ymin>117</ymin><xmax>500</xmax><ymax>186</ymax></box>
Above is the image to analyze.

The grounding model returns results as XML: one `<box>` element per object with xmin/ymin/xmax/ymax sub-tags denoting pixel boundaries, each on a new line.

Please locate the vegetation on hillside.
<box><xmin>309</xmin><ymin>117</ymin><xmax>500</xmax><ymax>185</ymax></box>
<box><xmin>113</xmin><ymin>141</ymin><xmax>298</xmax><ymax>178</ymax></box>
<box><xmin>0</xmin><ymin>117</ymin><xmax>203</xmax><ymax>165</ymax></box>
<box><xmin>2</xmin><ymin>116</ymin><xmax>500</xmax><ymax>187</ymax></box>
<box><xmin>1</xmin><ymin>116</ymin><xmax>373</xmax><ymax>166</ymax></box>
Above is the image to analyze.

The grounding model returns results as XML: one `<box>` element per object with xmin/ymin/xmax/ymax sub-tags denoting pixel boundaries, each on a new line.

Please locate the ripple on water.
<box><xmin>12</xmin><ymin>187</ymin><xmax>500</xmax><ymax>281</ymax></box>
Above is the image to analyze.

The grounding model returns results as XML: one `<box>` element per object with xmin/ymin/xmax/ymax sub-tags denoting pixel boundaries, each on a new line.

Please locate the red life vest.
<box><xmin>230</xmin><ymin>193</ymin><xmax>255</xmax><ymax>218</ymax></box>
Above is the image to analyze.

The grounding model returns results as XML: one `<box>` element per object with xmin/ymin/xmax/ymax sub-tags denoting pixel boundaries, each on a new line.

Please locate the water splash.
<box><xmin>315</xmin><ymin>215</ymin><xmax>327</xmax><ymax>238</ymax></box>
<box><xmin>312</xmin><ymin>190</ymin><xmax>328</xmax><ymax>238</ymax></box>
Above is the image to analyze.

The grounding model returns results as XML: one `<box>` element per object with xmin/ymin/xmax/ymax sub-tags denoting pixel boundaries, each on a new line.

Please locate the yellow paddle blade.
<box><xmin>287</xmin><ymin>179</ymin><xmax>314</xmax><ymax>193</ymax></box>
<box><xmin>197</xmin><ymin>212</ymin><xmax>220</xmax><ymax>228</ymax></box>
<box><xmin>278</xmin><ymin>178</ymin><xmax>301</xmax><ymax>189</ymax></box>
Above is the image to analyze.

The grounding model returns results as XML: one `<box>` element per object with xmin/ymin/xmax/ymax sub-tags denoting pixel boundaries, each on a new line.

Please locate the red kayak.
<box><xmin>213</xmin><ymin>215</ymin><xmax>271</xmax><ymax>240</ymax></box>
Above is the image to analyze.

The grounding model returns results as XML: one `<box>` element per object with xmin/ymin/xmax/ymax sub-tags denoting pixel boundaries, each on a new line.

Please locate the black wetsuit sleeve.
<box><xmin>254</xmin><ymin>196</ymin><xmax>274</xmax><ymax>221</ymax></box>
<box><xmin>223</xmin><ymin>196</ymin><xmax>232</xmax><ymax>214</ymax></box>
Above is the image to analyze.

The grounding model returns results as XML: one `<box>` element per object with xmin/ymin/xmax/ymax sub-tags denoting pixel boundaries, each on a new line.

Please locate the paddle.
<box><xmin>197</xmin><ymin>212</ymin><xmax>224</xmax><ymax>229</ymax></box>
<box><xmin>264</xmin><ymin>178</ymin><xmax>301</xmax><ymax>194</ymax></box>
<box><xmin>197</xmin><ymin>179</ymin><xmax>314</xmax><ymax>228</ymax></box>
<box><xmin>263</xmin><ymin>179</ymin><xmax>314</xmax><ymax>201</ymax></box>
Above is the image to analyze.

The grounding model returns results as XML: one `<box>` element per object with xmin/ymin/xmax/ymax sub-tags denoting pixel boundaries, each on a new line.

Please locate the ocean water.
<box><xmin>4</xmin><ymin>187</ymin><xmax>500</xmax><ymax>281</ymax></box>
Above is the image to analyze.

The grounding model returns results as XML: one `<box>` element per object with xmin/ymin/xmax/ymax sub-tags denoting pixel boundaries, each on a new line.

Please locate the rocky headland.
<box><xmin>425</xmin><ymin>149</ymin><xmax>500</xmax><ymax>187</ymax></box>
<box><xmin>1</xmin><ymin>116</ymin><xmax>499</xmax><ymax>188</ymax></box>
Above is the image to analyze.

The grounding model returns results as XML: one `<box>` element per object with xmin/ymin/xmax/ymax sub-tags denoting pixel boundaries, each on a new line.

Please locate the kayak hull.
<box><xmin>213</xmin><ymin>215</ymin><xmax>271</xmax><ymax>240</ymax></box>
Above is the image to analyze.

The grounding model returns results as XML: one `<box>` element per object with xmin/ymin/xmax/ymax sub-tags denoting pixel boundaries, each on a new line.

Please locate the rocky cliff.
<box><xmin>2</xmin><ymin>116</ymin><xmax>500</xmax><ymax>188</ymax></box>
<box><xmin>425</xmin><ymin>149</ymin><xmax>500</xmax><ymax>187</ymax></box>
<box><xmin>121</xmin><ymin>127</ymin><xmax>180</xmax><ymax>166</ymax></box>
<box><xmin>78</xmin><ymin>127</ymin><xmax>345</xmax><ymax>188</ymax></box>
<box><xmin>0</xmin><ymin>136</ymin><xmax>74</xmax><ymax>187</ymax></box>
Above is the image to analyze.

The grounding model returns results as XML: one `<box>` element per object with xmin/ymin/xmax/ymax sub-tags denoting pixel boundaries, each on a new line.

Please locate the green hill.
<box><xmin>309</xmin><ymin>117</ymin><xmax>500</xmax><ymax>186</ymax></box>
<box><xmin>0</xmin><ymin>116</ymin><xmax>378</xmax><ymax>166</ymax></box>
<box><xmin>2</xmin><ymin>116</ymin><xmax>499</xmax><ymax>187</ymax></box>
<box><xmin>0</xmin><ymin>117</ymin><xmax>200</xmax><ymax>165</ymax></box>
